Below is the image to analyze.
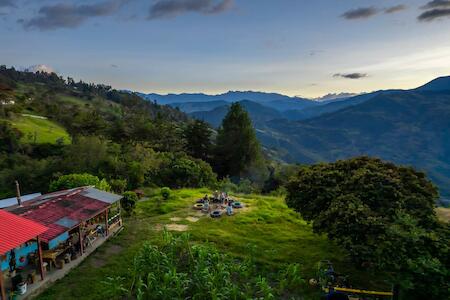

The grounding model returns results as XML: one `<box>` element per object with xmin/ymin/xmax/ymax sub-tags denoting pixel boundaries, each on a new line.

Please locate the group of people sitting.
<box><xmin>198</xmin><ymin>191</ymin><xmax>235</xmax><ymax>216</ymax></box>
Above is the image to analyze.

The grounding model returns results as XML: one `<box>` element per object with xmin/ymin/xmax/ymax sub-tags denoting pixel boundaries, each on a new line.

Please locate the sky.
<box><xmin>1</xmin><ymin>0</ymin><xmax>450</xmax><ymax>97</ymax></box>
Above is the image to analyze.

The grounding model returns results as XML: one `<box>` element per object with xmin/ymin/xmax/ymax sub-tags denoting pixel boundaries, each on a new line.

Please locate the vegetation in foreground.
<box><xmin>36</xmin><ymin>189</ymin><xmax>387</xmax><ymax>300</ymax></box>
<box><xmin>286</xmin><ymin>157</ymin><xmax>450</xmax><ymax>300</ymax></box>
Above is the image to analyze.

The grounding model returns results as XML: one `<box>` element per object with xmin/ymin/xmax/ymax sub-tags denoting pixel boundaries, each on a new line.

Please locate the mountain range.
<box><xmin>137</xmin><ymin>76</ymin><xmax>450</xmax><ymax>198</ymax></box>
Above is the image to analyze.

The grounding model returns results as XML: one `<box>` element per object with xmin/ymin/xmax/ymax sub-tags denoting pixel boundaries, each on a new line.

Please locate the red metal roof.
<box><xmin>0</xmin><ymin>210</ymin><xmax>48</xmax><ymax>255</ymax></box>
<box><xmin>8</xmin><ymin>188</ymin><xmax>110</xmax><ymax>242</ymax></box>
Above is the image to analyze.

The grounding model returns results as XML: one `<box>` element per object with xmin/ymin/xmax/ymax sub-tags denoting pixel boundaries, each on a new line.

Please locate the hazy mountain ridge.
<box><xmin>138</xmin><ymin>76</ymin><xmax>450</xmax><ymax>197</ymax></box>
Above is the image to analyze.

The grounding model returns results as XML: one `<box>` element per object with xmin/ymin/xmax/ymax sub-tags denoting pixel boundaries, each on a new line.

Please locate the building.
<box><xmin>0</xmin><ymin>186</ymin><xmax>123</xmax><ymax>299</ymax></box>
<box><xmin>0</xmin><ymin>210</ymin><xmax>48</xmax><ymax>300</ymax></box>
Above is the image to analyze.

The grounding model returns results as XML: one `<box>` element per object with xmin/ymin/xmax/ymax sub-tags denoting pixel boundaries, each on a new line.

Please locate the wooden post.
<box><xmin>105</xmin><ymin>209</ymin><xmax>109</xmax><ymax>236</ymax></box>
<box><xmin>37</xmin><ymin>236</ymin><xmax>45</xmax><ymax>280</ymax></box>
<box><xmin>78</xmin><ymin>225</ymin><xmax>84</xmax><ymax>255</ymax></box>
<box><xmin>0</xmin><ymin>268</ymin><xmax>6</xmax><ymax>300</ymax></box>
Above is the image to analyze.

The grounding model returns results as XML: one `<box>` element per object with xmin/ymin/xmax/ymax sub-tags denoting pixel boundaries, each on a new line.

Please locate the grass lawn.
<box><xmin>7</xmin><ymin>115</ymin><xmax>71</xmax><ymax>144</ymax></box>
<box><xmin>37</xmin><ymin>189</ymin><xmax>388</xmax><ymax>300</ymax></box>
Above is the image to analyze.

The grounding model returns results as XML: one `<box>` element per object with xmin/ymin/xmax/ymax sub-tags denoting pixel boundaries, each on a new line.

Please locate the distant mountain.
<box><xmin>415</xmin><ymin>76</ymin><xmax>450</xmax><ymax>92</ymax></box>
<box><xmin>264</xmin><ymin>90</ymin><xmax>450</xmax><ymax>197</ymax></box>
<box><xmin>168</xmin><ymin>100</ymin><xmax>228</xmax><ymax>113</ymax></box>
<box><xmin>191</xmin><ymin>100</ymin><xmax>283</xmax><ymax>128</ymax></box>
<box><xmin>137</xmin><ymin>90</ymin><xmax>316</xmax><ymax>107</ymax></box>
<box><xmin>263</xmin><ymin>99</ymin><xmax>320</xmax><ymax>112</ymax></box>
<box><xmin>285</xmin><ymin>90</ymin><xmax>410</xmax><ymax>121</ymax></box>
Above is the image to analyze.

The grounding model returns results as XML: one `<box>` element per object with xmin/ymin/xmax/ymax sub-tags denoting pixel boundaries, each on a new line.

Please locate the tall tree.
<box><xmin>183</xmin><ymin>120</ymin><xmax>213</xmax><ymax>162</ymax></box>
<box><xmin>213</xmin><ymin>103</ymin><xmax>263</xmax><ymax>179</ymax></box>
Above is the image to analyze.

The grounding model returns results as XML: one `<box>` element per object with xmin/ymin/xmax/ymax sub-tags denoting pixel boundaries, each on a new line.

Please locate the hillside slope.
<box><xmin>265</xmin><ymin>91</ymin><xmax>450</xmax><ymax>197</ymax></box>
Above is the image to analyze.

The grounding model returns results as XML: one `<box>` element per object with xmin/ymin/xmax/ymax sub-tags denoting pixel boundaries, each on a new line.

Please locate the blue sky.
<box><xmin>1</xmin><ymin>0</ymin><xmax>450</xmax><ymax>97</ymax></box>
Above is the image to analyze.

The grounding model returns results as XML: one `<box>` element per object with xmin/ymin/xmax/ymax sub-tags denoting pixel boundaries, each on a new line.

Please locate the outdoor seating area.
<box><xmin>0</xmin><ymin>187</ymin><xmax>123</xmax><ymax>300</ymax></box>
<box><xmin>193</xmin><ymin>191</ymin><xmax>244</xmax><ymax>218</ymax></box>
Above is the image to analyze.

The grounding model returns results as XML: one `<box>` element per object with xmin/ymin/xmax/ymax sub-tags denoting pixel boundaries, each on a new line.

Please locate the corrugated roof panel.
<box><xmin>0</xmin><ymin>193</ymin><xmax>42</xmax><ymax>209</ymax></box>
<box><xmin>54</xmin><ymin>217</ymin><xmax>78</xmax><ymax>228</ymax></box>
<box><xmin>0</xmin><ymin>210</ymin><xmax>48</xmax><ymax>255</ymax></box>
<box><xmin>82</xmin><ymin>187</ymin><xmax>122</xmax><ymax>204</ymax></box>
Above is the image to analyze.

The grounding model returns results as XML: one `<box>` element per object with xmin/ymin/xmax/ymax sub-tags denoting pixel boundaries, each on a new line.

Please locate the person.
<box><xmin>227</xmin><ymin>200</ymin><xmax>233</xmax><ymax>215</ymax></box>
<box><xmin>203</xmin><ymin>199</ymin><xmax>210</xmax><ymax>212</ymax></box>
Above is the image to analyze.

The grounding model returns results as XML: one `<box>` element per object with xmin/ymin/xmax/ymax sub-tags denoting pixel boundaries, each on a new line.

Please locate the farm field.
<box><xmin>6</xmin><ymin>115</ymin><xmax>71</xmax><ymax>144</ymax></box>
<box><xmin>36</xmin><ymin>189</ymin><xmax>387</xmax><ymax>300</ymax></box>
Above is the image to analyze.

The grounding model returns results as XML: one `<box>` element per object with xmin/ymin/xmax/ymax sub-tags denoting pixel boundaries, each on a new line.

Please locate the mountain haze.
<box><xmin>137</xmin><ymin>77</ymin><xmax>450</xmax><ymax>198</ymax></box>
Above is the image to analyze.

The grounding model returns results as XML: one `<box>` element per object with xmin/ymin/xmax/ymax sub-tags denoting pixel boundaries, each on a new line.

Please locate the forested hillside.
<box><xmin>0</xmin><ymin>66</ymin><xmax>270</xmax><ymax>198</ymax></box>
<box><xmin>0</xmin><ymin>67</ymin><xmax>207</xmax><ymax>198</ymax></box>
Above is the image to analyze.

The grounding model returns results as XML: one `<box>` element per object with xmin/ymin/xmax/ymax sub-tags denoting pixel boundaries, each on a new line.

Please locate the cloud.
<box><xmin>341</xmin><ymin>7</ymin><xmax>378</xmax><ymax>20</ymax></box>
<box><xmin>384</xmin><ymin>5</ymin><xmax>407</xmax><ymax>14</ymax></box>
<box><xmin>333</xmin><ymin>73</ymin><xmax>368</xmax><ymax>79</ymax></box>
<box><xmin>25</xmin><ymin>64</ymin><xmax>55</xmax><ymax>74</ymax></box>
<box><xmin>23</xmin><ymin>0</ymin><xmax>128</xmax><ymax>30</ymax></box>
<box><xmin>421</xmin><ymin>0</ymin><xmax>450</xmax><ymax>9</ymax></box>
<box><xmin>418</xmin><ymin>8</ymin><xmax>450</xmax><ymax>21</ymax></box>
<box><xmin>148</xmin><ymin>0</ymin><xmax>233</xmax><ymax>19</ymax></box>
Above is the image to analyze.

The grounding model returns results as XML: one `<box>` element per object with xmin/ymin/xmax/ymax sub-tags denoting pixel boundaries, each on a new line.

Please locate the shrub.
<box><xmin>160</xmin><ymin>187</ymin><xmax>171</xmax><ymax>200</ymax></box>
<box><xmin>215</xmin><ymin>177</ymin><xmax>237</xmax><ymax>193</ymax></box>
<box><xmin>49</xmin><ymin>173</ymin><xmax>110</xmax><ymax>191</ymax></box>
<box><xmin>149</xmin><ymin>153</ymin><xmax>217</xmax><ymax>188</ymax></box>
<box><xmin>109</xmin><ymin>179</ymin><xmax>127</xmax><ymax>194</ymax></box>
<box><xmin>121</xmin><ymin>191</ymin><xmax>138</xmax><ymax>215</ymax></box>
<box><xmin>237</xmin><ymin>178</ymin><xmax>253</xmax><ymax>194</ymax></box>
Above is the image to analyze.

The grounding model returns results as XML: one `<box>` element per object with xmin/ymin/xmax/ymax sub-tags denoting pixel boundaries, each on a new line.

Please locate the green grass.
<box><xmin>7</xmin><ymin>115</ymin><xmax>71</xmax><ymax>144</ymax></box>
<box><xmin>36</xmin><ymin>189</ymin><xmax>388</xmax><ymax>300</ymax></box>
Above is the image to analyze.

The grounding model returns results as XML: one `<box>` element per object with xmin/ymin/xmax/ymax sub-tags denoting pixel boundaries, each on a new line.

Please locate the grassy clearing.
<box><xmin>37</xmin><ymin>189</ymin><xmax>387</xmax><ymax>300</ymax></box>
<box><xmin>6</xmin><ymin>115</ymin><xmax>71</xmax><ymax>144</ymax></box>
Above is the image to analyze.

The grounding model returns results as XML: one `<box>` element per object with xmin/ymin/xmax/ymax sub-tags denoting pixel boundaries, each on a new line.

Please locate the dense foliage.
<box><xmin>120</xmin><ymin>191</ymin><xmax>138</xmax><ymax>215</ymax></box>
<box><xmin>49</xmin><ymin>173</ymin><xmax>110</xmax><ymax>191</ymax></box>
<box><xmin>286</xmin><ymin>157</ymin><xmax>449</xmax><ymax>299</ymax></box>
<box><xmin>105</xmin><ymin>231</ymin><xmax>305</xmax><ymax>300</ymax></box>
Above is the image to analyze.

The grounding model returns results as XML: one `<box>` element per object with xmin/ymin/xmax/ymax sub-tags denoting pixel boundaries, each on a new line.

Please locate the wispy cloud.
<box><xmin>419</xmin><ymin>1</ymin><xmax>450</xmax><ymax>21</ymax></box>
<box><xmin>23</xmin><ymin>0</ymin><xmax>128</xmax><ymax>30</ymax></box>
<box><xmin>148</xmin><ymin>0</ymin><xmax>233</xmax><ymax>19</ymax></box>
<box><xmin>421</xmin><ymin>0</ymin><xmax>450</xmax><ymax>9</ymax></box>
<box><xmin>341</xmin><ymin>7</ymin><xmax>378</xmax><ymax>20</ymax></box>
<box><xmin>384</xmin><ymin>5</ymin><xmax>407</xmax><ymax>14</ymax></box>
<box><xmin>418</xmin><ymin>8</ymin><xmax>450</xmax><ymax>21</ymax></box>
<box><xmin>333</xmin><ymin>73</ymin><xmax>368</xmax><ymax>79</ymax></box>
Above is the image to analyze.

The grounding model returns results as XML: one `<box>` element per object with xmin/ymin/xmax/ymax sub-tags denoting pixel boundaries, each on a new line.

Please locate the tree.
<box><xmin>0</xmin><ymin>121</ymin><xmax>22</xmax><ymax>153</ymax></box>
<box><xmin>149</xmin><ymin>153</ymin><xmax>217</xmax><ymax>188</ymax></box>
<box><xmin>121</xmin><ymin>191</ymin><xmax>138</xmax><ymax>215</ymax></box>
<box><xmin>285</xmin><ymin>156</ymin><xmax>447</xmax><ymax>299</ymax></box>
<box><xmin>49</xmin><ymin>173</ymin><xmax>110</xmax><ymax>191</ymax></box>
<box><xmin>64</xmin><ymin>136</ymin><xmax>110</xmax><ymax>174</ymax></box>
<box><xmin>213</xmin><ymin>103</ymin><xmax>264</xmax><ymax>179</ymax></box>
<box><xmin>183</xmin><ymin>120</ymin><xmax>213</xmax><ymax>162</ymax></box>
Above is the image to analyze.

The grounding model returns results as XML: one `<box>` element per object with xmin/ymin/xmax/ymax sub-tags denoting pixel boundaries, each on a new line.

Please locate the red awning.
<box><xmin>0</xmin><ymin>210</ymin><xmax>48</xmax><ymax>255</ymax></box>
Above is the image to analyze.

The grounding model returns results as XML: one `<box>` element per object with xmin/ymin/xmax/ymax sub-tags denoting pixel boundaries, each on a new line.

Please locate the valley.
<box><xmin>139</xmin><ymin>77</ymin><xmax>450</xmax><ymax>198</ymax></box>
